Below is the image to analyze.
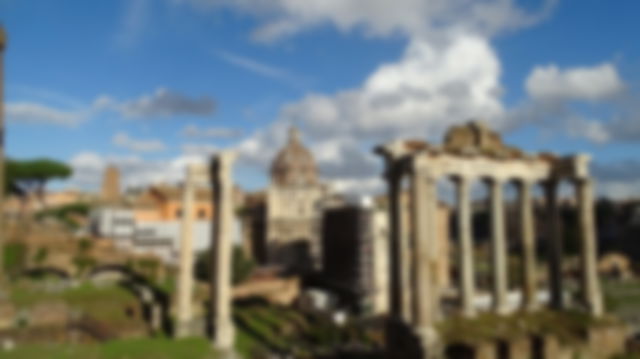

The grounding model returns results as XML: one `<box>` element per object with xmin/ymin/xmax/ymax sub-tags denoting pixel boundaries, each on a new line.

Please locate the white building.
<box><xmin>90</xmin><ymin>207</ymin><xmax>242</xmax><ymax>264</ymax></box>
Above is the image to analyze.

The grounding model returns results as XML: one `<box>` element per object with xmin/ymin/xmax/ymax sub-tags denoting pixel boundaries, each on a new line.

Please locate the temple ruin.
<box><xmin>376</xmin><ymin>121</ymin><xmax>604</xmax><ymax>358</ymax></box>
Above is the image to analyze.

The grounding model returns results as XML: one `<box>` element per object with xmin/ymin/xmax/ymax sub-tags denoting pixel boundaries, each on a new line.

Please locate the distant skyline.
<box><xmin>1</xmin><ymin>0</ymin><xmax>640</xmax><ymax>199</ymax></box>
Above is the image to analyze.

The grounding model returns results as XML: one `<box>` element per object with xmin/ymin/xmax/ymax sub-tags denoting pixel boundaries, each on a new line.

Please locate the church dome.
<box><xmin>270</xmin><ymin>127</ymin><xmax>318</xmax><ymax>187</ymax></box>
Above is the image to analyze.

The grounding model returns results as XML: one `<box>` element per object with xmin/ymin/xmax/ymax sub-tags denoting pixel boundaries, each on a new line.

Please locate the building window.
<box><xmin>198</xmin><ymin>209</ymin><xmax>206</xmax><ymax>219</ymax></box>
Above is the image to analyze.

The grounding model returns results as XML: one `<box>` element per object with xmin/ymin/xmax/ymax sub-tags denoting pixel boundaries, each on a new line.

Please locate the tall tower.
<box><xmin>0</xmin><ymin>26</ymin><xmax>7</xmax><ymax>288</ymax></box>
<box><xmin>101</xmin><ymin>165</ymin><xmax>121</xmax><ymax>203</ymax></box>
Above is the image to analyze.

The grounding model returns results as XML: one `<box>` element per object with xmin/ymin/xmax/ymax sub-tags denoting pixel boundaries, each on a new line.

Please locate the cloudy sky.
<box><xmin>1</xmin><ymin>0</ymin><xmax>640</xmax><ymax>198</ymax></box>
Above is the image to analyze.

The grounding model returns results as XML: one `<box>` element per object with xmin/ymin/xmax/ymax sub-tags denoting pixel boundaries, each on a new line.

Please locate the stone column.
<box><xmin>0</xmin><ymin>27</ymin><xmax>6</xmax><ymax>289</ymax></box>
<box><xmin>210</xmin><ymin>151</ymin><xmax>236</xmax><ymax>352</ymax></box>
<box><xmin>455</xmin><ymin>176</ymin><xmax>476</xmax><ymax>317</ymax></box>
<box><xmin>387</xmin><ymin>170</ymin><xmax>412</xmax><ymax>323</ymax></box>
<box><xmin>410</xmin><ymin>168</ymin><xmax>440</xmax><ymax>353</ymax></box>
<box><xmin>544</xmin><ymin>180</ymin><xmax>564</xmax><ymax>310</ymax></box>
<box><xmin>518</xmin><ymin>180</ymin><xmax>537</xmax><ymax>311</ymax></box>
<box><xmin>488</xmin><ymin>178</ymin><xmax>508</xmax><ymax>314</ymax></box>
<box><xmin>175</xmin><ymin>164</ymin><xmax>197</xmax><ymax>338</ymax></box>
<box><xmin>576</xmin><ymin>179</ymin><xmax>604</xmax><ymax>317</ymax></box>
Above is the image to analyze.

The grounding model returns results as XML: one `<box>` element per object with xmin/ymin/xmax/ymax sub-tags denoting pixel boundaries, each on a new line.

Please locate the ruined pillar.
<box><xmin>387</xmin><ymin>170</ymin><xmax>413</xmax><ymax>323</ymax></box>
<box><xmin>410</xmin><ymin>167</ymin><xmax>440</xmax><ymax>355</ymax></box>
<box><xmin>210</xmin><ymin>152</ymin><xmax>236</xmax><ymax>352</ymax></box>
<box><xmin>0</xmin><ymin>27</ymin><xmax>6</xmax><ymax>289</ymax></box>
<box><xmin>455</xmin><ymin>176</ymin><xmax>476</xmax><ymax>317</ymax></box>
<box><xmin>544</xmin><ymin>180</ymin><xmax>564</xmax><ymax>310</ymax></box>
<box><xmin>175</xmin><ymin>164</ymin><xmax>197</xmax><ymax>338</ymax></box>
<box><xmin>518</xmin><ymin>179</ymin><xmax>538</xmax><ymax>311</ymax></box>
<box><xmin>576</xmin><ymin>179</ymin><xmax>604</xmax><ymax>317</ymax></box>
<box><xmin>488</xmin><ymin>178</ymin><xmax>508</xmax><ymax>314</ymax></box>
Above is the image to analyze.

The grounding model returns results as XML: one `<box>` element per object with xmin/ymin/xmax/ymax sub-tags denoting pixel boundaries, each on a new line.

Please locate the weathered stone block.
<box><xmin>475</xmin><ymin>341</ymin><xmax>497</xmax><ymax>359</ymax></box>
<box><xmin>586</xmin><ymin>324</ymin><xmax>627</xmax><ymax>359</ymax></box>
<box><xmin>0</xmin><ymin>301</ymin><xmax>16</xmax><ymax>330</ymax></box>
<box><xmin>506</xmin><ymin>336</ymin><xmax>531</xmax><ymax>359</ymax></box>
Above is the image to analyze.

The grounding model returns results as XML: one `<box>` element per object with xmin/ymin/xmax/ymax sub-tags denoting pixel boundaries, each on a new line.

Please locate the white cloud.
<box><xmin>285</xmin><ymin>34</ymin><xmax>505</xmax><ymax>140</ymax></box>
<box><xmin>508</xmin><ymin>62</ymin><xmax>629</xmax><ymax>144</ymax></box>
<box><xmin>6</xmin><ymin>102</ymin><xmax>85</xmax><ymax>126</ymax></box>
<box><xmin>215</xmin><ymin>50</ymin><xmax>307</xmax><ymax>88</ymax></box>
<box><xmin>235</xmin><ymin>34</ymin><xmax>505</xmax><ymax>193</ymax></box>
<box><xmin>7</xmin><ymin>87</ymin><xmax>216</xmax><ymax>129</ymax></box>
<box><xmin>175</xmin><ymin>0</ymin><xmax>639</xmax><ymax>197</ymax></box>
<box><xmin>526</xmin><ymin>63</ymin><xmax>624</xmax><ymax>103</ymax></box>
<box><xmin>176</xmin><ymin>0</ymin><xmax>557</xmax><ymax>43</ymax></box>
<box><xmin>565</xmin><ymin>117</ymin><xmax>611</xmax><ymax>144</ymax></box>
<box><xmin>69</xmin><ymin>151</ymin><xmax>204</xmax><ymax>190</ymax></box>
<box><xmin>116</xmin><ymin>87</ymin><xmax>216</xmax><ymax>118</ymax></box>
<box><xmin>592</xmin><ymin>161</ymin><xmax>640</xmax><ymax>199</ymax></box>
<box><xmin>68</xmin><ymin>140</ymin><xmax>222</xmax><ymax>190</ymax></box>
<box><xmin>182</xmin><ymin>124</ymin><xmax>243</xmax><ymax>139</ymax></box>
<box><xmin>10</xmin><ymin>85</ymin><xmax>86</xmax><ymax>109</ymax></box>
<box><xmin>112</xmin><ymin>132</ymin><xmax>167</xmax><ymax>153</ymax></box>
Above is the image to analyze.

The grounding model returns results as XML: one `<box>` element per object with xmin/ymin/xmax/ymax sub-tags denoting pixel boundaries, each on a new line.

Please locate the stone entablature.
<box><xmin>380</xmin><ymin>122</ymin><xmax>592</xmax><ymax>184</ymax></box>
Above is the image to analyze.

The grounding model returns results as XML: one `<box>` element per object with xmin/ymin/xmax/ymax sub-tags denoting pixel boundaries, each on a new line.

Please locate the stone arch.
<box><xmin>86</xmin><ymin>264</ymin><xmax>171</xmax><ymax>335</ymax></box>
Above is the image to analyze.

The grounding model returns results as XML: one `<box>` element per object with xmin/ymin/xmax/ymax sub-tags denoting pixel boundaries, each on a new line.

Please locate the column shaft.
<box><xmin>175</xmin><ymin>165</ymin><xmax>196</xmax><ymax>338</ymax></box>
<box><xmin>410</xmin><ymin>170</ymin><xmax>439</xmax><ymax>349</ymax></box>
<box><xmin>456</xmin><ymin>177</ymin><xmax>476</xmax><ymax>317</ymax></box>
<box><xmin>576</xmin><ymin>179</ymin><xmax>604</xmax><ymax>317</ymax></box>
<box><xmin>210</xmin><ymin>152</ymin><xmax>236</xmax><ymax>350</ymax></box>
<box><xmin>544</xmin><ymin>180</ymin><xmax>564</xmax><ymax>310</ymax></box>
<box><xmin>519</xmin><ymin>180</ymin><xmax>538</xmax><ymax>311</ymax></box>
<box><xmin>0</xmin><ymin>28</ymin><xmax>6</xmax><ymax>288</ymax></box>
<box><xmin>388</xmin><ymin>172</ymin><xmax>412</xmax><ymax>323</ymax></box>
<box><xmin>489</xmin><ymin>179</ymin><xmax>508</xmax><ymax>314</ymax></box>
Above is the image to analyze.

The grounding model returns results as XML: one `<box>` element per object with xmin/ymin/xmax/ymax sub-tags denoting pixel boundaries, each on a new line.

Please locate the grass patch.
<box><xmin>604</xmin><ymin>279</ymin><xmax>640</xmax><ymax>315</ymax></box>
<box><xmin>438</xmin><ymin>310</ymin><xmax>614</xmax><ymax>345</ymax></box>
<box><xmin>0</xmin><ymin>338</ymin><xmax>217</xmax><ymax>359</ymax></box>
<box><xmin>10</xmin><ymin>281</ymin><xmax>142</xmax><ymax>326</ymax></box>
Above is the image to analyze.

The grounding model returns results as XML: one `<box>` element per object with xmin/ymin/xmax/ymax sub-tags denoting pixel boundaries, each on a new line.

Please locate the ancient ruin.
<box><xmin>174</xmin><ymin>152</ymin><xmax>236</xmax><ymax>356</ymax></box>
<box><xmin>101</xmin><ymin>165</ymin><xmax>121</xmax><ymax>203</ymax></box>
<box><xmin>209</xmin><ymin>151</ymin><xmax>236</xmax><ymax>353</ymax></box>
<box><xmin>175</xmin><ymin>164</ymin><xmax>201</xmax><ymax>338</ymax></box>
<box><xmin>376</xmin><ymin>121</ymin><xmax>604</xmax><ymax>358</ymax></box>
<box><xmin>0</xmin><ymin>26</ymin><xmax>6</xmax><ymax>288</ymax></box>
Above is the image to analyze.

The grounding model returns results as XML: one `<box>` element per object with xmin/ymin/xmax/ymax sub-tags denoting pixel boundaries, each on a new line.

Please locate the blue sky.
<box><xmin>1</xmin><ymin>0</ymin><xmax>639</xmax><ymax>198</ymax></box>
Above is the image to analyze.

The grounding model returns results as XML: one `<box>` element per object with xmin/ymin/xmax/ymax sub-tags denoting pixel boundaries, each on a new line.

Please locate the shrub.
<box><xmin>4</xmin><ymin>242</ymin><xmax>27</xmax><ymax>278</ymax></box>
<box><xmin>33</xmin><ymin>247</ymin><xmax>49</xmax><ymax>265</ymax></box>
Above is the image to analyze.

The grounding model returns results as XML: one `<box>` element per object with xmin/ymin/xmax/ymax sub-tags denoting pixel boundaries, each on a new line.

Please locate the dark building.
<box><xmin>321</xmin><ymin>204</ymin><xmax>376</xmax><ymax>311</ymax></box>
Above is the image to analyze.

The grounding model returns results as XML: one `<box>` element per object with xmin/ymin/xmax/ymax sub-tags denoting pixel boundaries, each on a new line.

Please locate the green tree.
<box><xmin>6</xmin><ymin>158</ymin><xmax>72</xmax><ymax>208</ymax></box>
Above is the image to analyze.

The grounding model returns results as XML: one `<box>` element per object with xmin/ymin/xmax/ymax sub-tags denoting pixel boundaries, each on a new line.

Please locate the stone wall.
<box><xmin>444</xmin><ymin>323</ymin><xmax>628</xmax><ymax>359</ymax></box>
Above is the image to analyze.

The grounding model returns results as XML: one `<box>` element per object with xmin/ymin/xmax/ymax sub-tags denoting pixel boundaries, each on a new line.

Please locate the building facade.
<box><xmin>321</xmin><ymin>197</ymin><xmax>390</xmax><ymax>314</ymax></box>
<box><xmin>264</xmin><ymin>127</ymin><xmax>328</xmax><ymax>273</ymax></box>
